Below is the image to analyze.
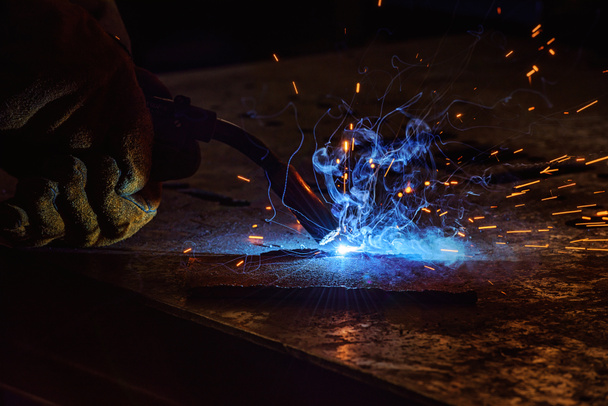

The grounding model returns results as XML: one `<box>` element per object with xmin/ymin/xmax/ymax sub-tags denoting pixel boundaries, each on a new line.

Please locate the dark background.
<box><xmin>115</xmin><ymin>0</ymin><xmax>607</xmax><ymax>73</ymax></box>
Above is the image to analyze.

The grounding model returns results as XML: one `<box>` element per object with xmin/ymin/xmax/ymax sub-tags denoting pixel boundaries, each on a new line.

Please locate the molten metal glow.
<box><xmin>336</xmin><ymin>244</ymin><xmax>361</xmax><ymax>255</ymax></box>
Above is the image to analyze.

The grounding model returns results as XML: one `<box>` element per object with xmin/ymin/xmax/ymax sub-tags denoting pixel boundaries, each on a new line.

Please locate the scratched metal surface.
<box><xmin>3</xmin><ymin>35</ymin><xmax>608</xmax><ymax>405</ymax></box>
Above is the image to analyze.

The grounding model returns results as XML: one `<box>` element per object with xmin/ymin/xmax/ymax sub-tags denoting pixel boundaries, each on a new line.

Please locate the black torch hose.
<box><xmin>211</xmin><ymin>119</ymin><xmax>338</xmax><ymax>243</ymax></box>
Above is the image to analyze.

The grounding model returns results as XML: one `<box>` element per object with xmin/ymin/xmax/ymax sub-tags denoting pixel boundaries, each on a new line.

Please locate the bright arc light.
<box><xmin>336</xmin><ymin>245</ymin><xmax>361</xmax><ymax>255</ymax></box>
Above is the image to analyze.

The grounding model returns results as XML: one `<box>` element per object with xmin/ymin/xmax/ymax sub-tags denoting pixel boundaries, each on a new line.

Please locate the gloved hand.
<box><xmin>0</xmin><ymin>0</ymin><xmax>167</xmax><ymax>247</ymax></box>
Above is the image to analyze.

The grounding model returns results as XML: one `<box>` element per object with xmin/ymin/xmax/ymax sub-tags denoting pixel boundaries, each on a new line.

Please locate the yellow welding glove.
<box><xmin>0</xmin><ymin>0</ymin><xmax>162</xmax><ymax>247</ymax></box>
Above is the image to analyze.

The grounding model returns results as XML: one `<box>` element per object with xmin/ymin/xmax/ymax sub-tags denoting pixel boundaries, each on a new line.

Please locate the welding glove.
<box><xmin>0</xmin><ymin>0</ymin><xmax>174</xmax><ymax>247</ymax></box>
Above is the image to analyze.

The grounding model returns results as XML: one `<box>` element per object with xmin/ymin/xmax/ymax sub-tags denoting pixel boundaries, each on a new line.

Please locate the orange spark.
<box><xmin>552</xmin><ymin>210</ymin><xmax>582</xmax><ymax>216</ymax></box>
<box><xmin>515</xmin><ymin>179</ymin><xmax>540</xmax><ymax>189</ymax></box>
<box><xmin>236</xmin><ymin>260</ymin><xmax>244</xmax><ymax>267</ymax></box>
<box><xmin>355</xmin><ymin>82</ymin><xmax>361</xmax><ymax>93</ymax></box>
<box><xmin>540</xmin><ymin>165</ymin><xmax>559</xmax><ymax>175</ymax></box>
<box><xmin>272</xmin><ymin>53</ymin><xmax>279</xmax><ymax>62</ymax></box>
<box><xmin>248</xmin><ymin>235</ymin><xmax>264</xmax><ymax>240</ymax></box>
<box><xmin>506</xmin><ymin>192</ymin><xmax>526</xmax><ymax>198</ymax></box>
<box><xmin>384</xmin><ymin>158</ymin><xmax>395</xmax><ymax>177</ymax></box>
<box><xmin>576</xmin><ymin>99</ymin><xmax>598</xmax><ymax>113</ymax></box>
<box><xmin>183</xmin><ymin>248</ymin><xmax>192</xmax><ymax>254</ymax></box>
<box><xmin>505</xmin><ymin>50</ymin><xmax>514</xmax><ymax>58</ymax></box>
<box><xmin>550</xmin><ymin>154</ymin><xmax>566</xmax><ymax>163</ymax></box>
<box><xmin>424</xmin><ymin>265</ymin><xmax>435</xmax><ymax>270</ymax></box>
<box><xmin>585</xmin><ymin>155</ymin><xmax>608</xmax><ymax>166</ymax></box>
<box><xmin>292</xmin><ymin>81</ymin><xmax>299</xmax><ymax>94</ymax></box>
<box><xmin>237</xmin><ymin>175</ymin><xmax>251</xmax><ymax>182</ymax></box>
<box><xmin>479</xmin><ymin>225</ymin><xmax>497</xmax><ymax>230</ymax></box>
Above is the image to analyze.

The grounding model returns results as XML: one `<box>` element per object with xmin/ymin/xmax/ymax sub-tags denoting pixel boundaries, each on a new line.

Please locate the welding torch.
<box><xmin>146</xmin><ymin>95</ymin><xmax>338</xmax><ymax>243</ymax></box>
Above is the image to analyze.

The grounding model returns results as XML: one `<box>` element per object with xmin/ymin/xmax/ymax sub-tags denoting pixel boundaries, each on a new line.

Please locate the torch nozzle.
<box><xmin>212</xmin><ymin>119</ymin><xmax>339</xmax><ymax>243</ymax></box>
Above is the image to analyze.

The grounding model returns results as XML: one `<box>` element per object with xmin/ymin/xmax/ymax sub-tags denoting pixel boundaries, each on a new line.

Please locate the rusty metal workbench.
<box><xmin>2</xmin><ymin>35</ymin><xmax>608</xmax><ymax>405</ymax></box>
